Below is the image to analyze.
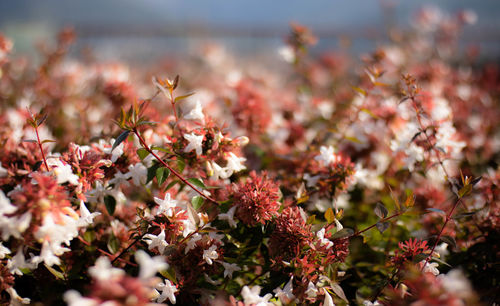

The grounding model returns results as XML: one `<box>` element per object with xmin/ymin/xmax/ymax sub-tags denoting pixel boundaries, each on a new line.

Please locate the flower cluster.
<box><xmin>0</xmin><ymin>5</ymin><xmax>498</xmax><ymax>305</ymax></box>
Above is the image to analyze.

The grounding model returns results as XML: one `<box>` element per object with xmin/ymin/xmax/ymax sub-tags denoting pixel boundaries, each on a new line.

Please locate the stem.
<box><xmin>110</xmin><ymin>235</ymin><xmax>143</xmax><ymax>265</ymax></box>
<box><xmin>133</xmin><ymin>128</ymin><xmax>218</xmax><ymax>204</ymax></box>
<box><xmin>78</xmin><ymin>236</ymin><xmax>136</xmax><ymax>266</ymax></box>
<box><xmin>169</xmin><ymin>89</ymin><xmax>178</xmax><ymax>122</ymax></box>
<box><xmin>34</xmin><ymin>125</ymin><xmax>50</xmax><ymax>171</ymax></box>
<box><xmin>421</xmin><ymin>197</ymin><xmax>463</xmax><ymax>271</ymax></box>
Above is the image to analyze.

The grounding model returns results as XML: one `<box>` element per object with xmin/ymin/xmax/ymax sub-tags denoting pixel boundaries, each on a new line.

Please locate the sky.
<box><xmin>1</xmin><ymin>0</ymin><xmax>499</xmax><ymax>60</ymax></box>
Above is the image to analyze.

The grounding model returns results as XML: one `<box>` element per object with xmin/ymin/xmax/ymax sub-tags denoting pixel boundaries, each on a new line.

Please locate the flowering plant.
<box><xmin>0</xmin><ymin>6</ymin><xmax>498</xmax><ymax>306</ymax></box>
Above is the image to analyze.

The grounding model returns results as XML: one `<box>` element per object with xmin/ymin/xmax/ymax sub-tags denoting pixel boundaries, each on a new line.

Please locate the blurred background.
<box><xmin>1</xmin><ymin>0</ymin><xmax>500</xmax><ymax>62</ymax></box>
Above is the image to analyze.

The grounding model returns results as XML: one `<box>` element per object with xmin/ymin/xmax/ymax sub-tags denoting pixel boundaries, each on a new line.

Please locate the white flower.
<box><xmin>127</xmin><ymin>163</ymin><xmax>147</xmax><ymax>186</ymax></box>
<box><xmin>203</xmin><ymin>245</ymin><xmax>219</xmax><ymax>265</ymax></box>
<box><xmin>109</xmin><ymin>170</ymin><xmax>131</xmax><ymax>187</ymax></box>
<box><xmin>135</xmin><ymin>250</ymin><xmax>168</xmax><ymax>279</ymax></box>
<box><xmin>185</xmin><ymin>233</ymin><xmax>202</xmax><ymax>254</ymax></box>
<box><xmin>47</xmin><ymin>158</ymin><xmax>79</xmax><ymax>185</ymax></box>
<box><xmin>221</xmin><ymin>261</ymin><xmax>241</xmax><ymax>279</ymax></box>
<box><xmin>225</xmin><ymin>152</ymin><xmax>246</xmax><ymax>176</ymax></box>
<box><xmin>218</xmin><ymin>206</ymin><xmax>237</xmax><ymax>228</ymax></box>
<box><xmin>0</xmin><ymin>242</ymin><xmax>11</xmax><ymax>259</ymax></box>
<box><xmin>143</xmin><ymin>229</ymin><xmax>169</xmax><ymax>254</ymax></box>
<box><xmin>88</xmin><ymin>256</ymin><xmax>125</xmax><ymax>281</ymax></box>
<box><xmin>241</xmin><ymin>286</ymin><xmax>273</xmax><ymax>306</ymax></box>
<box><xmin>278</xmin><ymin>45</ymin><xmax>295</xmax><ymax>63</ymax></box>
<box><xmin>421</xmin><ymin>261</ymin><xmax>440</xmax><ymax>276</ymax></box>
<box><xmin>210</xmin><ymin>161</ymin><xmax>230</xmax><ymax>180</ymax></box>
<box><xmin>315</xmin><ymin>146</ymin><xmax>338</xmax><ymax>166</ymax></box>
<box><xmin>155</xmin><ymin>279</ymin><xmax>178</xmax><ymax>304</ymax></box>
<box><xmin>304</xmin><ymin>173</ymin><xmax>321</xmax><ymax>187</ymax></box>
<box><xmin>154</xmin><ymin>193</ymin><xmax>178</xmax><ymax>217</ymax></box>
<box><xmin>274</xmin><ymin>277</ymin><xmax>294</xmax><ymax>303</ymax></box>
<box><xmin>437</xmin><ymin>269</ymin><xmax>474</xmax><ymax>299</ymax></box>
<box><xmin>0</xmin><ymin>161</ymin><xmax>8</xmax><ymax>177</ymax></box>
<box><xmin>7</xmin><ymin>249</ymin><xmax>36</xmax><ymax>275</ymax></box>
<box><xmin>6</xmin><ymin>287</ymin><xmax>30</xmax><ymax>305</ymax></box>
<box><xmin>362</xmin><ymin>300</ymin><xmax>381</xmax><ymax>306</ymax></box>
<box><xmin>323</xmin><ymin>289</ymin><xmax>335</xmax><ymax>306</ymax></box>
<box><xmin>305</xmin><ymin>281</ymin><xmax>318</xmax><ymax>298</ymax></box>
<box><xmin>78</xmin><ymin>201</ymin><xmax>101</xmax><ymax>227</ymax></box>
<box><xmin>184</xmin><ymin>100</ymin><xmax>205</xmax><ymax>123</ymax></box>
<box><xmin>64</xmin><ymin>290</ymin><xmax>98</xmax><ymax>306</ymax></box>
<box><xmin>103</xmin><ymin>138</ymin><xmax>124</xmax><ymax>163</ymax></box>
<box><xmin>316</xmin><ymin>228</ymin><xmax>333</xmax><ymax>249</ymax></box>
<box><xmin>183</xmin><ymin>133</ymin><xmax>204</xmax><ymax>156</ymax></box>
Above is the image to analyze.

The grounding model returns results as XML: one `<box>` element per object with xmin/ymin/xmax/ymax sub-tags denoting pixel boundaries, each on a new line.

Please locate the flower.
<box><xmin>323</xmin><ymin>289</ymin><xmax>335</xmax><ymax>306</ymax></box>
<box><xmin>221</xmin><ymin>261</ymin><xmax>241</xmax><ymax>279</ymax></box>
<box><xmin>0</xmin><ymin>161</ymin><xmax>8</xmax><ymax>177</ymax></box>
<box><xmin>88</xmin><ymin>257</ymin><xmax>125</xmax><ymax>281</ymax></box>
<box><xmin>143</xmin><ymin>229</ymin><xmax>169</xmax><ymax>254</ymax></box>
<box><xmin>154</xmin><ymin>193</ymin><xmax>178</xmax><ymax>217</ymax></box>
<box><xmin>315</xmin><ymin>145</ymin><xmax>338</xmax><ymax>166</ymax></box>
<box><xmin>183</xmin><ymin>132</ymin><xmax>204</xmax><ymax>156</ymax></box>
<box><xmin>202</xmin><ymin>245</ymin><xmax>219</xmax><ymax>265</ymax></box>
<box><xmin>134</xmin><ymin>250</ymin><xmax>168</xmax><ymax>279</ymax></box>
<box><xmin>225</xmin><ymin>152</ymin><xmax>246</xmax><ymax>176</ymax></box>
<box><xmin>155</xmin><ymin>279</ymin><xmax>178</xmax><ymax>304</ymax></box>
<box><xmin>78</xmin><ymin>200</ymin><xmax>101</xmax><ymax>227</ymax></box>
<box><xmin>274</xmin><ymin>277</ymin><xmax>294</xmax><ymax>303</ymax></box>
<box><xmin>184</xmin><ymin>100</ymin><xmax>205</xmax><ymax>123</ymax></box>
<box><xmin>305</xmin><ymin>281</ymin><xmax>318</xmax><ymax>298</ymax></box>
<box><xmin>421</xmin><ymin>261</ymin><xmax>440</xmax><ymax>275</ymax></box>
<box><xmin>218</xmin><ymin>205</ymin><xmax>237</xmax><ymax>228</ymax></box>
<box><xmin>241</xmin><ymin>285</ymin><xmax>273</xmax><ymax>306</ymax></box>
<box><xmin>127</xmin><ymin>163</ymin><xmax>147</xmax><ymax>186</ymax></box>
<box><xmin>231</xmin><ymin>171</ymin><xmax>280</xmax><ymax>226</ymax></box>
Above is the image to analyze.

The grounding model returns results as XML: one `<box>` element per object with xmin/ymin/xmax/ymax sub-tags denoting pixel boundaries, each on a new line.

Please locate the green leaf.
<box><xmin>104</xmin><ymin>195</ymin><xmax>116</xmax><ymax>215</ymax></box>
<box><xmin>151</xmin><ymin>146</ymin><xmax>172</xmax><ymax>153</ymax></box>
<box><xmin>112</xmin><ymin>130</ymin><xmax>130</xmax><ymax>152</ymax></box>
<box><xmin>325</xmin><ymin>207</ymin><xmax>335</xmax><ymax>224</ymax></box>
<box><xmin>453</xmin><ymin>211</ymin><xmax>476</xmax><ymax>219</ymax></box>
<box><xmin>41</xmin><ymin>139</ymin><xmax>56</xmax><ymax>144</ymax></box>
<box><xmin>165</xmin><ymin>180</ymin><xmax>179</xmax><ymax>191</ymax></box>
<box><xmin>107</xmin><ymin>234</ymin><xmax>120</xmax><ymax>254</ymax></box>
<box><xmin>177</xmin><ymin>159</ymin><xmax>186</xmax><ymax>173</ymax></box>
<box><xmin>137</xmin><ymin>148</ymin><xmax>150</xmax><ymax>160</ymax></box>
<box><xmin>83</xmin><ymin>230</ymin><xmax>96</xmax><ymax>243</ymax></box>
<box><xmin>352</xmin><ymin>86</ymin><xmax>366</xmax><ymax>96</ymax></box>
<box><xmin>156</xmin><ymin>167</ymin><xmax>170</xmax><ymax>186</ymax></box>
<box><xmin>174</xmin><ymin>92</ymin><xmax>195</xmax><ymax>103</ymax></box>
<box><xmin>331</xmin><ymin>228</ymin><xmax>354</xmax><ymax>239</ymax></box>
<box><xmin>374</xmin><ymin>202</ymin><xmax>388</xmax><ymax>219</ymax></box>
<box><xmin>191</xmin><ymin>196</ymin><xmax>204</xmax><ymax>210</ymax></box>
<box><xmin>439</xmin><ymin>235</ymin><xmax>457</xmax><ymax>250</ymax></box>
<box><xmin>147</xmin><ymin>163</ymin><xmax>160</xmax><ymax>184</ymax></box>
<box><xmin>187</xmin><ymin>178</ymin><xmax>206</xmax><ymax>190</ymax></box>
<box><xmin>458</xmin><ymin>184</ymin><xmax>472</xmax><ymax>198</ymax></box>
<box><xmin>45</xmin><ymin>264</ymin><xmax>65</xmax><ymax>280</ymax></box>
<box><xmin>412</xmin><ymin>253</ymin><xmax>428</xmax><ymax>263</ymax></box>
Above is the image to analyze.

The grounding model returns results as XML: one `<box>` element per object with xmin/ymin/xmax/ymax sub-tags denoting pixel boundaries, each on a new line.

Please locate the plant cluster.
<box><xmin>0</xmin><ymin>6</ymin><xmax>498</xmax><ymax>306</ymax></box>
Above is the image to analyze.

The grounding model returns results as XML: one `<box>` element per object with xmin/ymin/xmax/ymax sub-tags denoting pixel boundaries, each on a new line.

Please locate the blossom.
<box><xmin>88</xmin><ymin>256</ymin><xmax>125</xmax><ymax>281</ymax></box>
<box><xmin>421</xmin><ymin>261</ymin><xmax>440</xmax><ymax>275</ymax></box>
<box><xmin>184</xmin><ymin>100</ymin><xmax>205</xmax><ymax>123</ymax></box>
<box><xmin>78</xmin><ymin>200</ymin><xmax>101</xmax><ymax>227</ymax></box>
<box><xmin>323</xmin><ymin>289</ymin><xmax>335</xmax><ymax>306</ymax></box>
<box><xmin>143</xmin><ymin>229</ymin><xmax>169</xmax><ymax>254</ymax></box>
<box><xmin>154</xmin><ymin>193</ymin><xmax>178</xmax><ymax>217</ymax></box>
<box><xmin>47</xmin><ymin>158</ymin><xmax>79</xmax><ymax>185</ymax></box>
<box><xmin>134</xmin><ymin>250</ymin><xmax>168</xmax><ymax>279</ymax></box>
<box><xmin>231</xmin><ymin>171</ymin><xmax>280</xmax><ymax>226</ymax></box>
<box><xmin>305</xmin><ymin>281</ymin><xmax>318</xmax><ymax>298</ymax></box>
<box><xmin>183</xmin><ymin>132</ymin><xmax>204</xmax><ymax>156</ymax></box>
<box><xmin>241</xmin><ymin>285</ymin><xmax>273</xmax><ymax>306</ymax></box>
<box><xmin>315</xmin><ymin>145</ymin><xmax>338</xmax><ymax>165</ymax></box>
<box><xmin>317</xmin><ymin>228</ymin><xmax>333</xmax><ymax>249</ymax></box>
<box><xmin>103</xmin><ymin>138</ymin><xmax>124</xmax><ymax>163</ymax></box>
<box><xmin>225</xmin><ymin>152</ymin><xmax>246</xmax><ymax>176</ymax></box>
<box><xmin>0</xmin><ymin>161</ymin><xmax>8</xmax><ymax>177</ymax></box>
<box><xmin>127</xmin><ymin>163</ymin><xmax>147</xmax><ymax>186</ymax></box>
<box><xmin>221</xmin><ymin>261</ymin><xmax>241</xmax><ymax>279</ymax></box>
<box><xmin>202</xmin><ymin>245</ymin><xmax>219</xmax><ymax>265</ymax></box>
<box><xmin>218</xmin><ymin>205</ymin><xmax>237</xmax><ymax>228</ymax></box>
<box><xmin>155</xmin><ymin>279</ymin><xmax>178</xmax><ymax>304</ymax></box>
<box><xmin>7</xmin><ymin>249</ymin><xmax>36</xmax><ymax>275</ymax></box>
<box><xmin>274</xmin><ymin>277</ymin><xmax>294</xmax><ymax>303</ymax></box>
<box><xmin>0</xmin><ymin>242</ymin><xmax>11</xmax><ymax>259</ymax></box>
